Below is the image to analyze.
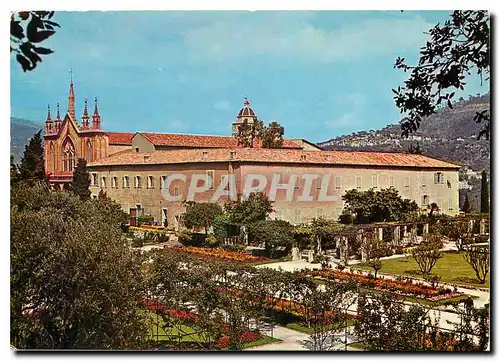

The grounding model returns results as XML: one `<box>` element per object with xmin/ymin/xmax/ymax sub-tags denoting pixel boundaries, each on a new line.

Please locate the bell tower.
<box><xmin>232</xmin><ymin>97</ymin><xmax>257</xmax><ymax>137</ymax></box>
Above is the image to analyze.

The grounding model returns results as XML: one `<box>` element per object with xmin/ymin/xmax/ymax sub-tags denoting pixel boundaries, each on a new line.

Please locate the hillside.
<box><xmin>318</xmin><ymin>93</ymin><xmax>491</xmax><ymax>211</ymax></box>
<box><xmin>11</xmin><ymin>117</ymin><xmax>43</xmax><ymax>163</ymax></box>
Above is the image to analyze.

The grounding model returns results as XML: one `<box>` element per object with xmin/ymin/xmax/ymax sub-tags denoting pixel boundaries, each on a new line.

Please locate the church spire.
<box><xmin>54</xmin><ymin>102</ymin><xmax>62</xmax><ymax>132</ymax></box>
<box><xmin>92</xmin><ymin>97</ymin><xmax>101</xmax><ymax>129</ymax></box>
<box><xmin>82</xmin><ymin>98</ymin><xmax>90</xmax><ymax>128</ymax></box>
<box><xmin>67</xmin><ymin>69</ymin><xmax>75</xmax><ymax>121</ymax></box>
<box><xmin>45</xmin><ymin>104</ymin><xmax>53</xmax><ymax>134</ymax></box>
<box><xmin>45</xmin><ymin>104</ymin><xmax>52</xmax><ymax>122</ymax></box>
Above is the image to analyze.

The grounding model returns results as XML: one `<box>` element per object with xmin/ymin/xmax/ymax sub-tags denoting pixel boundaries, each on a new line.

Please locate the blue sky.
<box><xmin>10</xmin><ymin>11</ymin><xmax>489</xmax><ymax>142</ymax></box>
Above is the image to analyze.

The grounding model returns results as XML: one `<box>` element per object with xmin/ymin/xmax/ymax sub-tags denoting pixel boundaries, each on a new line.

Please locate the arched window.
<box><xmin>86</xmin><ymin>139</ymin><xmax>93</xmax><ymax>162</ymax></box>
<box><xmin>62</xmin><ymin>138</ymin><xmax>76</xmax><ymax>172</ymax></box>
<box><xmin>49</xmin><ymin>142</ymin><xmax>55</xmax><ymax>172</ymax></box>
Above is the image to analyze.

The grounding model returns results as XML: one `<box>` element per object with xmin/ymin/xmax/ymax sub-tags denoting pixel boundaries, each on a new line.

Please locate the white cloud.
<box><xmin>324</xmin><ymin>113</ymin><xmax>360</xmax><ymax>129</ymax></box>
<box><xmin>182</xmin><ymin>14</ymin><xmax>434</xmax><ymax>63</ymax></box>
<box><xmin>213</xmin><ymin>100</ymin><xmax>231</xmax><ymax>110</ymax></box>
<box><xmin>169</xmin><ymin>120</ymin><xmax>189</xmax><ymax>132</ymax></box>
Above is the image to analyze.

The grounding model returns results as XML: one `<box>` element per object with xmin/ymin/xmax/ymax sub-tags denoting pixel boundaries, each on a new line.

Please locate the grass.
<box><xmin>241</xmin><ymin>335</ymin><xmax>282</xmax><ymax>349</ymax></box>
<box><xmin>348</xmin><ymin>341</ymin><xmax>374</xmax><ymax>351</ymax></box>
<box><xmin>284</xmin><ymin>319</ymin><xmax>356</xmax><ymax>335</ymax></box>
<box><xmin>148</xmin><ymin>312</ymin><xmax>281</xmax><ymax>349</ymax></box>
<box><xmin>352</xmin><ymin>251</ymin><xmax>490</xmax><ymax>289</ymax></box>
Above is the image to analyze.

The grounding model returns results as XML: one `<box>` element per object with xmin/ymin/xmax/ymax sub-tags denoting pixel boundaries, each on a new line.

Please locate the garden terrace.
<box><xmin>168</xmin><ymin>246</ymin><xmax>271</xmax><ymax>264</ymax></box>
<box><xmin>353</xmin><ymin>250</ymin><xmax>490</xmax><ymax>289</ymax></box>
<box><xmin>297</xmin><ymin>268</ymin><xmax>465</xmax><ymax>303</ymax></box>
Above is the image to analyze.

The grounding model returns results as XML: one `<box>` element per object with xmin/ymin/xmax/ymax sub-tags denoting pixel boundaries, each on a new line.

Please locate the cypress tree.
<box><xmin>462</xmin><ymin>193</ymin><xmax>472</xmax><ymax>213</ymax></box>
<box><xmin>19</xmin><ymin>130</ymin><xmax>46</xmax><ymax>183</ymax></box>
<box><xmin>480</xmin><ymin>170</ymin><xmax>489</xmax><ymax>213</ymax></box>
<box><xmin>71</xmin><ymin>158</ymin><xmax>91</xmax><ymax>200</ymax></box>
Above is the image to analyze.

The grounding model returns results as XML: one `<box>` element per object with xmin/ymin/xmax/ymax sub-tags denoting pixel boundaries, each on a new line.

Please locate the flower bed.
<box><xmin>170</xmin><ymin>246</ymin><xmax>269</xmax><ymax>263</ymax></box>
<box><xmin>298</xmin><ymin>269</ymin><xmax>463</xmax><ymax>301</ymax></box>
<box><xmin>142</xmin><ymin>299</ymin><xmax>264</xmax><ymax>349</ymax></box>
<box><xmin>130</xmin><ymin>226</ymin><xmax>168</xmax><ymax>234</ymax></box>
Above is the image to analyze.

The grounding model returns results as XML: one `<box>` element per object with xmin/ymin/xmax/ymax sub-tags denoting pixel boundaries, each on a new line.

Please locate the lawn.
<box><xmin>147</xmin><ymin>312</ymin><xmax>281</xmax><ymax>349</ymax></box>
<box><xmin>285</xmin><ymin>319</ymin><xmax>356</xmax><ymax>335</ymax></box>
<box><xmin>353</xmin><ymin>251</ymin><xmax>490</xmax><ymax>289</ymax></box>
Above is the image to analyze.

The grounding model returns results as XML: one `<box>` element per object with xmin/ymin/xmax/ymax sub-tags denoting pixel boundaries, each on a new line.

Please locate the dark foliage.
<box><xmin>11</xmin><ymin>11</ymin><xmax>59</xmax><ymax>72</ymax></box>
<box><xmin>393</xmin><ymin>11</ymin><xmax>490</xmax><ymax>139</ymax></box>
<box><xmin>19</xmin><ymin>130</ymin><xmax>46</xmax><ymax>184</ymax></box>
<box><xmin>71</xmin><ymin>158</ymin><xmax>91</xmax><ymax>200</ymax></box>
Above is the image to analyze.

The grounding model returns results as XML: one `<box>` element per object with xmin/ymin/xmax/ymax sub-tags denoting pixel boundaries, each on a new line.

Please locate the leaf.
<box><xmin>18</xmin><ymin>11</ymin><xmax>30</xmax><ymax>20</ymax></box>
<box><xmin>447</xmin><ymin>99</ymin><xmax>453</xmax><ymax>109</ymax></box>
<box><xmin>43</xmin><ymin>20</ymin><xmax>60</xmax><ymax>28</ymax></box>
<box><xmin>33</xmin><ymin>46</ymin><xmax>53</xmax><ymax>55</ymax></box>
<box><xmin>29</xmin><ymin>29</ymin><xmax>55</xmax><ymax>43</ymax></box>
<box><xmin>16</xmin><ymin>54</ymin><xmax>32</xmax><ymax>72</ymax></box>
<box><xmin>10</xmin><ymin>20</ymin><xmax>24</xmax><ymax>40</ymax></box>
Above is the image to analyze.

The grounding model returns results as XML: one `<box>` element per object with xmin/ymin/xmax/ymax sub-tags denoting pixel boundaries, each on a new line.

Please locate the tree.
<box><xmin>261</xmin><ymin>121</ymin><xmax>284</xmax><ymax>149</ymax></box>
<box><xmin>393</xmin><ymin>11</ymin><xmax>490</xmax><ymax>139</ymax></box>
<box><xmin>428</xmin><ymin>202</ymin><xmax>440</xmax><ymax>217</ymax></box>
<box><xmin>11</xmin><ymin>181</ymin><xmax>147</xmax><ymax>349</ymax></box>
<box><xmin>183</xmin><ymin>201</ymin><xmax>223</xmax><ymax>234</ymax></box>
<box><xmin>463</xmin><ymin>245</ymin><xmax>489</xmax><ymax>284</ymax></box>
<box><xmin>19</xmin><ymin>130</ymin><xmax>46</xmax><ymax>183</ymax></box>
<box><xmin>342</xmin><ymin>188</ymin><xmax>418</xmax><ymax>224</ymax></box>
<box><xmin>11</xmin><ymin>11</ymin><xmax>60</xmax><ymax>72</ymax></box>
<box><xmin>71</xmin><ymin>158</ymin><xmax>91</xmax><ymax>200</ymax></box>
<box><xmin>407</xmin><ymin>142</ymin><xmax>423</xmax><ymax>154</ymax></box>
<box><xmin>226</xmin><ymin>192</ymin><xmax>273</xmax><ymax>225</ymax></box>
<box><xmin>444</xmin><ymin>221</ymin><xmax>473</xmax><ymax>252</ymax></box>
<box><xmin>462</xmin><ymin>193</ymin><xmax>472</xmax><ymax>213</ymax></box>
<box><xmin>411</xmin><ymin>236</ymin><xmax>443</xmax><ymax>277</ymax></box>
<box><xmin>362</xmin><ymin>235</ymin><xmax>386</xmax><ymax>278</ymax></box>
<box><xmin>480</xmin><ymin>170</ymin><xmax>489</xmax><ymax>213</ymax></box>
<box><xmin>235</xmin><ymin>119</ymin><xmax>264</xmax><ymax>148</ymax></box>
<box><xmin>247</xmin><ymin>220</ymin><xmax>295</xmax><ymax>258</ymax></box>
<box><xmin>98</xmin><ymin>189</ymin><xmax>108</xmax><ymax>200</ymax></box>
<box><xmin>235</xmin><ymin>119</ymin><xmax>284</xmax><ymax>149</ymax></box>
<box><xmin>11</xmin><ymin>155</ymin><xmax>20</xmax><ymax>185</ymax></box>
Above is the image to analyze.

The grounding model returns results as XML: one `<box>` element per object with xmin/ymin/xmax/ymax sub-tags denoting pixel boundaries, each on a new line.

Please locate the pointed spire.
<box><xmin>92</xmin><ymin>97</ymin><xmax>101</xmax><ymax>129</ymax></box>
<box><xmin>55</xmin><ymin>102</ymin><xmax>61</xmax><ymax>122</ymax></box>
<box><xmin>244</xmin><ymin>96</ymin><xmax>250</xmax><ymax>106</ymax></box>
<box><xmin>45</xmin><ymin>104</ymin><xmax>52</xmax><ymax>122</ymax></box>
<box><xmin>82</xmin><ymin>98</ymin><xmax>90</xmax><ymax>128</ymax></box>
<box><xmin>67</xmin><ymin>69</ymin><xmax>75</xmax><ymax>121</ymax></box>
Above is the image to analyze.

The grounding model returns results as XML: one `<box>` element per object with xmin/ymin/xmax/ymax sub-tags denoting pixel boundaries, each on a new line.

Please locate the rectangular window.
<box><xmin>404</xmin><ymin>176</ymin><xmax>410</xmax><ymax>188</ymax></box>
<box><xmin>135</xmin><ymin>176</ymin><xmax>142</xmax><ymax>188</ymax></box>
<box><xmin>123</xmin><ymin>176</ymin><xmax>129</xmax><ymax>188</ymax></box>
<box><xmin>91</xmin><ymin>173</ymin><xmax>97</xmax><ymax>186</ymax></box>
<box><xmin>206</xmin><ymin>170</ymin><xmax>215</xmax><ymax>190</ymax></box>
<box><xmin>434</xmin><ymin>172</ymin><xmax>443</xmax><ymax>184</ymax></box>
<box><xmin>316</xmin><ymin>208</ymin><xmax>324</xmax><ymax>219</ymax></box>
<box><xmin>389</xmin><ymin>176</ymin><xmax>395</xmax><ymax>187</ymax></box>
<box><xmin>160</xmin><ymin>175</ymin><xmax>167</xmax><ymax>189</ymax></box>
<box><xmin>147</xmin><ymin>175</ymin><xmax>154</xmax><ymax>189</ymax></box>
<box><xmin>220</xmin><ymin>174</ymin><xmax>229</xmax><ymax>190</ymax></box>
<box><xmin>294</xmin><ymin>209</ymin><xmax>301</xmax><ymax>223</ymax></box>
<box><xmin>421</xmin><ymin>195</ymin><xmax>429</xmax><ymax>206</ymax></box>
<box><xmin>421</xmin><ymin>175</ymin><xmax>427</xmax><ymax>188</ymax></box>
<box><xmin>448</xmin><ymin>198</ymin><xmax>453</xmax><ymax>210</ymax></box>
<box><xmin>101</xmin><ymin>176</ymin><xmax>107</xmax><ymax>188</ymax></box>
<box><xmin>112</xmin><ymin>176</ymin><xmax>118</xmax><ymax>188</ymax></box>
<box><xmin>356</xmin><ymin>176</ymin><xmax>362</xmax><ymax>189</ymax></box>
<box><xmin>316</xmin><ymin>178</ymin><xmax>322</xmax><ymax>190</ymax></box>
<box><xmin>335</xmin><ymin>176</ymin><xmax>342</xmax><ymax>189</ymax></box>
<box><xmin>372</xmin><ymin>175</ymin><xmax>378</xmax><ymax>188</ymax></box>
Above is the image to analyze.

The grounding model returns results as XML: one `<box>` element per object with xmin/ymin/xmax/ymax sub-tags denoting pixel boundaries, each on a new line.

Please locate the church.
<box><xmin>44</xmin><ymin>80</ymin><xmax>460</xmax><ymax>227</ymax></box>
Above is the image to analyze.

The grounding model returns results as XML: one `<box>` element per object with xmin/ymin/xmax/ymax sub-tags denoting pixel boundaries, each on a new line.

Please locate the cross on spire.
<box><xmin>69</xmin><ymin>68</ymin><xmax>73</xmax><ymax>83</ymax></box>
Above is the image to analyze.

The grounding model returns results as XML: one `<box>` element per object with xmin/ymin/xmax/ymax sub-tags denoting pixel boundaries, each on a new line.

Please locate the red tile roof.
<box><xmin>107</xmin><ymin>132</ymin><xmax>134</xmax><ymax>145</ymax></box>
<box><xmin>139</xmin><ymin>132</ymin><xmax>301</xmax><ymax>149</ymax></box>
<box><xmin>88</xmin><ymin>147</ymin><xmax>460</xmax><ymax>169</ymax></box>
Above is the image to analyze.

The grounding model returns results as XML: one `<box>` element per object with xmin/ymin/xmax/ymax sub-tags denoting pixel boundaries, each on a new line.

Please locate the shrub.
<box><xmin>338</xmin><ymin>210</ymin><xmax>354</xmax><ymax>224</ymax></box>
<box><xmin>177</xmin><ymin>229</ymin><xmax>193</xmax><ymax>246</ymax></box>
<box><xmin>137</xmin><ymin>214</ymin><xmax>154</xmax><ymax>226</ymax></box>
<box><xmin>205</xmin><ymin>234</ymin><xmax>220</xmax><ymax>248</ymax></box>
<box><xmin>132</xmin><ymin>237</ymin><xmax>144</xmax><ymax>248</ymax></box>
